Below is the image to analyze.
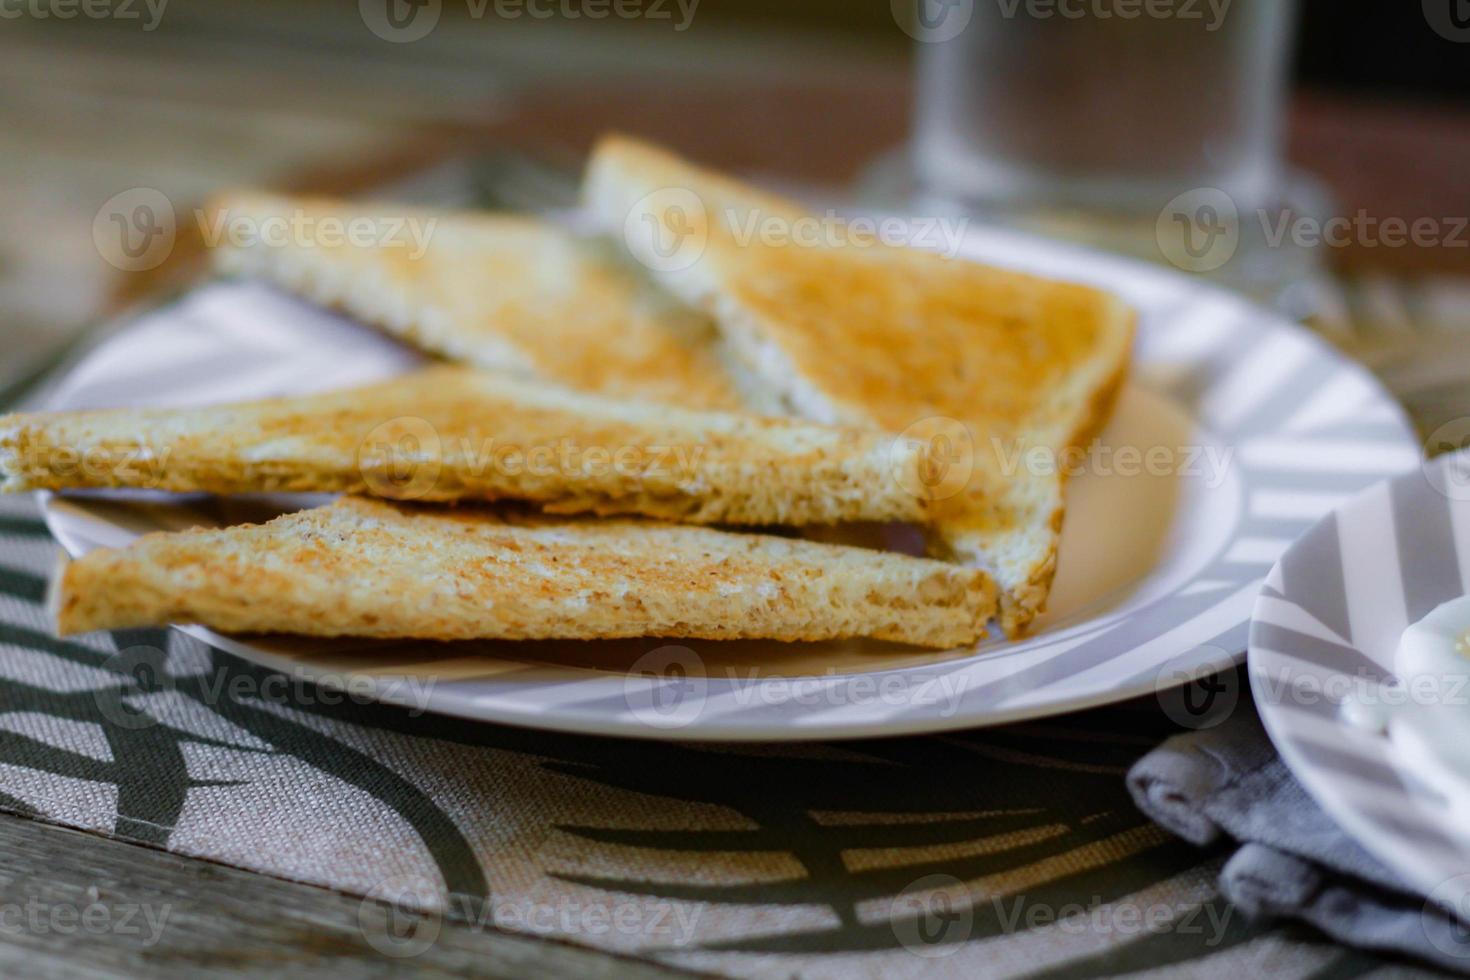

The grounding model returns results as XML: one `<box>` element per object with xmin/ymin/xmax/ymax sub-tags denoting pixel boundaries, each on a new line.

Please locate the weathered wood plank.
<box><xmin>0</xmin><ymin>813</ymin><xmax>703</xmax><ymax>979</ymax></box>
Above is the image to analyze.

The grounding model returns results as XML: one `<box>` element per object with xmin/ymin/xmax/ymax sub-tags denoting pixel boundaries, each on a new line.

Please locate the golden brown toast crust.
<box><xmin>0</xmin><ymin>366</ymin><xmax>939</xmax><ymax>526</ymax></box>
<box><xmin>55</xmin><ymin>497</ymin><xmax>997</xmax><ymax>649</ymax></box>
<box><xmin>585</xmin><ymin>136</ymin><xmax>1136</xmax><ymax>634</ymax></box>
<box><xmin>206</xmin><ymin>191</ymin><xmax>742</xmax><ymax>411</ymax></box>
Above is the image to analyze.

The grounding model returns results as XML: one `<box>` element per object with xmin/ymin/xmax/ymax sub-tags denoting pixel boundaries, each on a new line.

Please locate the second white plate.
<box><xmin>1251</xmin><ymin>454</ymin><xmax>1470</xmax><ymax>920</ymax></box>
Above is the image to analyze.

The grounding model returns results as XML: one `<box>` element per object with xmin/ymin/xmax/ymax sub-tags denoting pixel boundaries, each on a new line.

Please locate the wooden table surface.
<box><xmin>3</xmin><ymin>10</ymin><xmax>1467</xmax><ymax>978</ymax></box>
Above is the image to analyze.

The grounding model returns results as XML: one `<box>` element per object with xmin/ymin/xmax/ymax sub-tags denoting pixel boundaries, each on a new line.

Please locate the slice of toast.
<box><xmin>584</xmin><ymin>136</ymin><xmax>1135</xmax><ymax>635</ymax></box>
<box><xmin>205</xmin><ymin>191</ymin><xmax>742</xmax><ymax>411</ymax></box>
<box><xmin>0</xmin><ymin>366</ymin><xmax>939</xmax><ymax>526</ymax></box>
<box><xmin>54</xmin><ymin>496</ymin><xmax>996</xmax><ymax>648</ymax></box>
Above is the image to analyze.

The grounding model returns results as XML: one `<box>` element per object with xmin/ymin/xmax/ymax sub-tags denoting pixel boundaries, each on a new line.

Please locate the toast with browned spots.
<box><xmin>54</xmin><ymin>496</ymin><xmax>997</xmax><ymax>648</ymax></box>
<box><xmin>584</xmin><ymin>136</ymin><xmax>1135</xmax><ymax>634</ymax></box>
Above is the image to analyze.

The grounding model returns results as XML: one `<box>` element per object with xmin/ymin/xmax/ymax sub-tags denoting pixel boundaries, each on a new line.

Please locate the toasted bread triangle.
<box><xmin>205</xmin><ymin>191</ymin><xmax>742</xmax><ymax>410</ymax></box>
<box><xmin>584</xmin><ymin>136</ymin><xmax>1135</xmax><ymax>635</ymax></box>
<box><xmin>0</xmin><ymin>366</ymin><xmax>939</xmax><ymax>526</ymax></box>
<box><xmin>54</xmin><ymin>496</ymin><xmax>995</xmax><ymax>648</ymax></box>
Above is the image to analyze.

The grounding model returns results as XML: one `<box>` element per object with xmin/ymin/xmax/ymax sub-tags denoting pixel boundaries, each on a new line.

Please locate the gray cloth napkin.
<box><xmin>1128</xmin><ymin>693</ymin><xmax>1470</xmax><ymax>972</ymax></box>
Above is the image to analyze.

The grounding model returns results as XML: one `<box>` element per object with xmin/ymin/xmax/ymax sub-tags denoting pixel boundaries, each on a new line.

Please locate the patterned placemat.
<box><xmin>0</xmin><ymin>500</ymin><xmax>1408</xmax><ymax>977</ymax></box>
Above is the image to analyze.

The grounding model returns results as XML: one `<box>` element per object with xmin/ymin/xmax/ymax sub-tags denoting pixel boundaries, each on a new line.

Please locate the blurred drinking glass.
<box><xmin>904</xmin><ymin>0</ymin><xmax>1316</xmax><ymax>303</ymax></box>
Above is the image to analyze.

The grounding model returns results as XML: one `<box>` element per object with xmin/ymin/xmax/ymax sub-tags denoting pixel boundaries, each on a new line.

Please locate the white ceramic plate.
<box><xmin>1251</xmin><ymin>454</ymin><xmax>1470</xmax><ymax>913</ymax></box>
<box><xmin>39</xmin><ymin>223</ymin><xmax>1419</xmax><ymax>740</ymax></box>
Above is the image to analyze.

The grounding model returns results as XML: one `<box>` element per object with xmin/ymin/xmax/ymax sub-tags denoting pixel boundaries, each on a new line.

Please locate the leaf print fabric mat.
<box><xmin>0</xmin><ymin>488</ymin><xmax>1425</xmax><ymax>977</ymax></box>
